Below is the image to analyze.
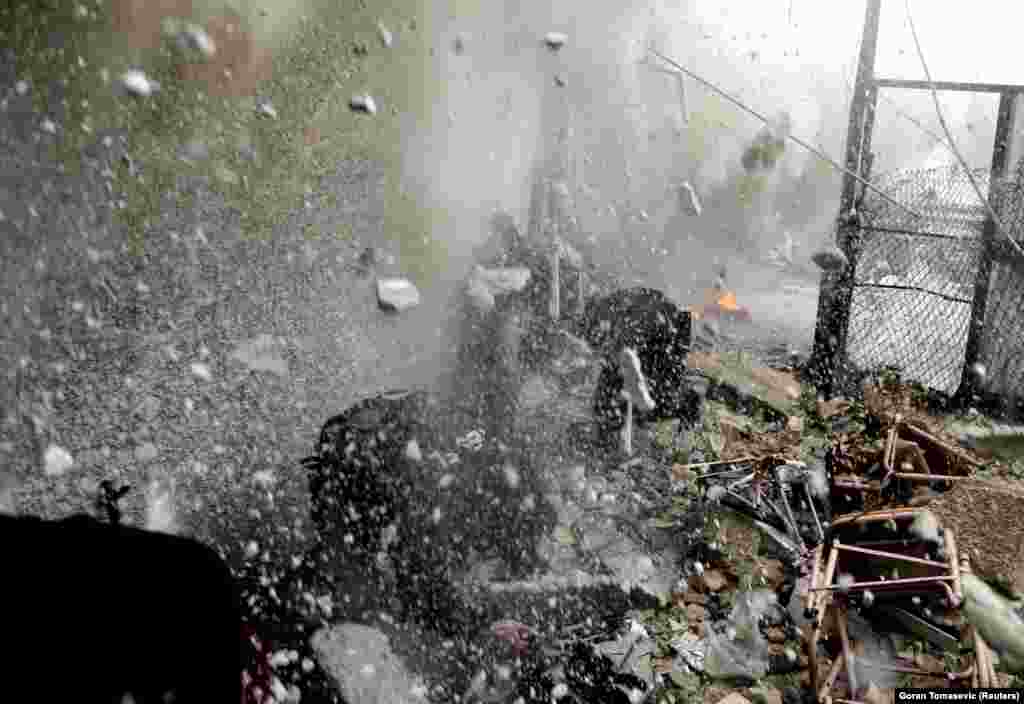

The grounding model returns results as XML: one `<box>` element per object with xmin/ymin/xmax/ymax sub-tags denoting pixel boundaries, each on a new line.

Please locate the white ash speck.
<box><xmin>40</xmin><ymin>118</ymin><xmax>57</xmax><ymax>134</ymax></box>
<box><xmin>190</xmin><ymin>362</ymin><xmax>213</xmax><ymax>381</ymax></box>
<box><xmin>43</xmin><ymin>444</ymin><xmax>74</xmax><ymax>476</ymax></box>
<box><xmin>15</xmin><ymin>80</ymin><xmax>28</xmax><ymax>95</ymax></box>
<box><xmin>431</xmin><ymin>507</ymin><xmax>442</xmax><ymax>524</ymax></box>
<box><xmin>862</xmin><ymin>589</ymin><xmax>875</xmax><ymax>607</ymax></box>
<box><xmin>706</xmin><ymin>485</ymin><xmax>726</xmax><ymax>502</ymax></box>
<box><xmin>552</xmin><ymin>683</ymin><xmax>569</xmax><ymax>699</ymax></box>
<box><xmin>245</xmin><ymin>541</ymin><xmax>260</xmax><ymax>559</ymax></box>
<box><xmin>252</xmin><ymin>469</ymin><xmax>276</xmax><ymax>486</ymax></box>
<box><xmin>360</xmin><ymin>664</ymin><xmax>376</xmax><ymax>677</ymax></box>
<box><xmin>438</xmin><ymin>473</ymin><xmax>455</xmax><ymax>489</ymax></box>
<box><xmin>405</xmin><ymin>439</ymin><xmax>422</xmax><ymax>462</ymax></box>
<box><xmin>257</xmin><ymin>101</ymin><xmax>277</xmax><ymax>119</ymax></box>
<box><xmin>837</xmin><ymin>573</ymin><xmax>856</xmax><ymax>592</ymax></box>
<box><xmin>503</xmin><ymin>464</ymin><xmax>521</xmax><ymax>488</ymax></box>
<box><xmin>301</xmin><ymin>658</ymin><xmax>314</xmax><ymax>672</ymax></box>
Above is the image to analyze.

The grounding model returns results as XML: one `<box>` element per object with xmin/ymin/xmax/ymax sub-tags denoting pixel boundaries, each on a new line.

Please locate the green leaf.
<box><xmin>554</xmin><ymin>525</ymin><xmax>577</xmax><ymax>545</ymax></box>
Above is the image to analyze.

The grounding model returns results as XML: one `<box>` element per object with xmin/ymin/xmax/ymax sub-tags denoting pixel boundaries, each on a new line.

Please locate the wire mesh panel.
<box><xmin>846</xmin><ymin>166</ymin><xmax>989</xmax><ymax>394</ymax></box>
<box><xmin>977</xmin><ymin>157</ymin><xmax>1024</xmax><ymax>401</ymax></box>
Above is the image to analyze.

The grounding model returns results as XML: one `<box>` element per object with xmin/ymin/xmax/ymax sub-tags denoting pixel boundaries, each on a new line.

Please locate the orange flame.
<box><xmin>716</xmin><ymin>290</ymin><xmax>740</xmax><ymax>312</ymax></box>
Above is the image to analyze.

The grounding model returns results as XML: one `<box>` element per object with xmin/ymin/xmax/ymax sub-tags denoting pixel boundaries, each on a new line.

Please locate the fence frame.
<box><xmin>808</xmin><ymin>0</ymin><xmax>1024</xmax><ymax>406</ymax></box>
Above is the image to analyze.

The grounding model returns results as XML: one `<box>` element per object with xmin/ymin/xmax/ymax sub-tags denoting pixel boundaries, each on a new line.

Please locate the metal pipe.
<box><xmin>835</xmin><ymin>543</ymin><xmax>948</xmax><ymax>569</ymax></box>
<box><xmin>805</xmin><ymin>481</ymin><xmax>825</xmax><ymax>542</ymax></box>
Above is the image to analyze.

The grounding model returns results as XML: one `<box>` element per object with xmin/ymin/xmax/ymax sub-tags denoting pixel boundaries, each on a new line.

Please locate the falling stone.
<box><xmin>43</xmin><ymin>444</ymin><xmax>74</xmax><ymax>476</ymax></box>
<box><xmin>377</xmin><ymin>278</ymin><xmax>421</xmax><ymax>312</ymax></box>
<box><xmin>39</xmin><ymin>118</ymin><xmax>57</xmax><ymax>134</ymax></box>
<box><xmin>120</xmin><ymin>70</ymin><xmax>159</xmax><ymax>97</ymax></box>
<box><xmin>811</xmin><ymin>245</ymin><xmax>848</xmax><ymax>272</ymax></box>
<box><xmin>349</xmin><ymin>94</ymin><xmax>377</xmax><ymax>115</ymax></box>
<box><xmin>544</xmin><ymin>32</ymin><xmax>568</xmax><ymax>50</ymax></box>
<box><xmin>14</xmin><ymin>80</ymin><xmax>28</xmax><ymax>95</ymax></box>
<box><xmin>377</xmin><ymin>22</ymin><xmax>393</xmax><ymax>48</ymax></box>
<box><xmin>678</xmin><ymin>181</ymin><xmax>702</xmax><ymax>216</ymax></box>
<box><xmin>257</xmin><ymin>101</ymin><xmax>278</xmax><ymax>119</ymax></box>
<box><xmin>180</xmin><ymin>24</ymin><xmax>216</xmax><ymax>58</ymax></box>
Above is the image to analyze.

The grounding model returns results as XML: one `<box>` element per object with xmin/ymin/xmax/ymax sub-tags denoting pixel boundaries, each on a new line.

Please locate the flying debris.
<box><xmin>120</xmin><ymin>70</ymin><xmax>160</xmax><ymax>97</ymax></box>
<box><xmin>349</xmin><ymin>94</ymin><xmax>378</xmax><ymax>115</ymax></box>
<box><xmin>811</xmin><ymin>245</ymin><xmax>849</xmax><ymax>272</ymax></box>
<box><xmin>678</xmin><ymin>181</ymin><xmax>702</xmax><ymax>217</ymax></box>
<box><xmin>179</xmin><ymin>24</ymin><xmax>216</xmax><ymax>58</ymax></box>
<box><xmin>543</xmin><ymin>32</ymin><xmax>568</xmax><ymax>51</ymax></box>
<box><xmin>377</xmin><ymin>22</ymin><xmax>393</xmax><ymax>48</ymax></box>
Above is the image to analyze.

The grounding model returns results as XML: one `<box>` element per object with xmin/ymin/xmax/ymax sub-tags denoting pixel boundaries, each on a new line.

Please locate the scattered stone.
<box><xmin>376</xmin><ymin>278</ymin><xmax>421</xmax><ymax>312</ymax></box>
<box><xmin>377</xmin><ymin>22</ymin><xmax>393</xmax><ymax>48</ymax></box>
<box><xmin>14</xmin><ymin>80</ymin><xmax>28</xmax><ymax>95</ymax></box>
<box><xmin>811</xmin><ymin>245</ymin><xmax>848</xmax><ymax>272</ymax></box>
<box><xmin>311</xmin><ymin>624</ymin><xmax>427</xmax><ymax>704</ymax></box>
<box><xmin>702</xmin><ymin>569</ymin><xmax>727</xmax><ymax>593</ymax></box>
<box><xmin>543</xmin><ymin>32</ymin><xmax>568</xmax><ymax>50</ymax></box>
<box><xmin>119</xmin><ymin>70</ymin><xmax>160</xmax><ymax>97</ymax></box>
<box><xmin>179</xmin><ymin>24</ymin><xmax>217</xmax><ymax>58</ymax></box>
<box><xmin>134</xmin><ymin>442</ymin><xmax>159</xmax><ymax>463</ymax></box>
<box><xmin>349</xmin><ymin>94</ymin><xmax>377</xmax><ymax>115</ymax></box>
<box><xmin>43</xmin><ymin>444</ymin><xmax>74</xmax><ymax>476</ymax></box>
<box><xmin>39</xmin><ymin>118</ymin><xmax>57</xmax><ymax>134</ymax></box>
<box><xmin>144</xmin><ymin>480</ymin><xmax>177</xmax><ymax>534</ymax></box>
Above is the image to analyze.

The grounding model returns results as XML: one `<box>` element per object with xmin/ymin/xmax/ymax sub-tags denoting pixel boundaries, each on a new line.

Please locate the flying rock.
<box><xmin>179</xmin><ymin>24</ymin><xmax>216</xmax><ymax>58</ymax></box>
<box><xmin>377</xmin><ymin>22</ymin><xmax>393</xmax><ymax>48</ymax></box>
<box><xmin>543</xmin><ymin>32</ymin><xmax>568</xmax><ymax>50</ymax></box>
<box><xmin>349</xmin><ymin>94</ymin><xmax>377</xmax><ymax>115</ymax></box>
<box><xmin>377</xmin><ymin>278</ymin><xmax>421</xmax><ymax>312</ymax></box>
<box><xmin>811</xmin><ymin>245</ymin><xmax>848</xmax><ymax>272</ymax></box>
<box><xmin>257</xmin><ymin>101</ymin><xmax>278</xmax><ymax>119</ymax></box>
<box><xmin>120</xmin><ymin>70</ymin><xmax>160</xmax><ymax>97</ymax></box>
<box><xmin>678</xmin><ymin>181</ymin><xmax>702</xmax><ymax>216</ymax></box>
<box><xmin>43</xmin><ymin>444</ymin><xmax>74</xmax><ymax>476</ymax></box>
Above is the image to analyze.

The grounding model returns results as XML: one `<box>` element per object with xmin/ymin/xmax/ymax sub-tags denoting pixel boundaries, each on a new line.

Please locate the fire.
<box><xmin>716</xmin><ymin>290</ymin><xmax>740</xmax><ymax>312</ymax></box>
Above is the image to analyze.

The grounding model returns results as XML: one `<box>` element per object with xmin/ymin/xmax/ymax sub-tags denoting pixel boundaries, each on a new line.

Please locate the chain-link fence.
<box><xmin>843</xmin><ymin>160</ymin><xmax>1024</xmax><ymax>400</ymax></box>
<box><xmin>976</xmin><ymin>157</ymin><xmax>1024</xmax><ymax>403</ymax></box>
<box><xmin>846</xmin><ymin>165</ymin><xmax>989</xmax><ymax>395</ymax></box>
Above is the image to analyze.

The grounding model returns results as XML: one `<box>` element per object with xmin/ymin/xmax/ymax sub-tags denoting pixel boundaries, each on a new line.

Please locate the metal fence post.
<box><xmin>808</xmin><ymin>0</ymin><xmax>881</xmax><ymax>397</ymax></box>
<box><xmin>955</xmin><ymin>91</ymin><xmax>1017</xmax><ymax>405</ymax></box>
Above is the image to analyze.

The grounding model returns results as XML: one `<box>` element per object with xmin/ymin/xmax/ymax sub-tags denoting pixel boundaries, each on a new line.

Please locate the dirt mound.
<box><xmin>176</xmin><ymin>11</ymin><xmax>273</xmax><ymax>97</ymax></box>
<box><xmin>929</xmin><ymin>477</ymin><xmax>1024</xmax><ymax>595</ymax></box>
<box><xmin>111</xmin><ymin>0</ymin><xmax>194</xmax><ymax>50</ymax></box>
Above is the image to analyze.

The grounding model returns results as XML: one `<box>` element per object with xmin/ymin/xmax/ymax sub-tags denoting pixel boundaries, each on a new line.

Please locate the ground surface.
<box><xmin>0</xmin><ymin>5</ymin><xmax>826</xmax><ymax>701</ymax></box>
